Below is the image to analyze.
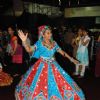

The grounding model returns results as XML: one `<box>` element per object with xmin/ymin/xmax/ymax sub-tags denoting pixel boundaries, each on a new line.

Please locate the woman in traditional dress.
<box><xmin>15</xmin><ymin>25</ymin><xmax>85</xmax><ymax>100</ymax></box>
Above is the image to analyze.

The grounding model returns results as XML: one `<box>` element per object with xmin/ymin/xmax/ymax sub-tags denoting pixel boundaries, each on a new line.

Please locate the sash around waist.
<box><xmin>40</xmin><ymin>56</ymin><xmax>55</xmax><ymax>62</ymax></box>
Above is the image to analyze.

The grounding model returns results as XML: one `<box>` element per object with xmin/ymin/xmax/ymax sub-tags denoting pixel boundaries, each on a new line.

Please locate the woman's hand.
<box><xmin>72</xmin><ymin>59</ymin><xmax>79</xmax><ymax>65</ymax></box>
<box><xmin>18</xmin><ymin>30</ymin><xmax>28</xmax><ymax>42</ymax></box>
<box><xmin>58</xmin><ymin>49</ymin><xmax>79</xmax><ymax>65</ymax></box>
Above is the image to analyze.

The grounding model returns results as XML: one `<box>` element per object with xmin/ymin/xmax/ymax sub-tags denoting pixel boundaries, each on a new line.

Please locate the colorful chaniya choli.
<box><xmin>15</xmin><ymin>40</ymin><xmax>85</xmax><ymax>100</ymax></box>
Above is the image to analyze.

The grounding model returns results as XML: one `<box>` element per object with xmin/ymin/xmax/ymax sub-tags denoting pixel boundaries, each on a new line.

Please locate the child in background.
<box><xmin>74</xmin><ymin>28</ymin><xmax>90</xmax><ymax>78</ymax></box>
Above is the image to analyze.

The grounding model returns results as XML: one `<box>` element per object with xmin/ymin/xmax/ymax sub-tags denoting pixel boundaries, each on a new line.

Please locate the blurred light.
<box><xmin>59</xmin><ymin>0</ymin><xmax>61</xmax><ymax>6</ymax></box>
<box><xmin>85</xmin><ymin>7</ymin><xmax>92</xmax><ymax>10</ymax></box>
<box><xmin>69</xmin><ymin>0</ymin><xmax>71</xmax><ymax>7</ymax></box>
<box><xmin>78</xmin><ymin>0</ymin><xmax>80</xmax><ymax>5</ymax></box>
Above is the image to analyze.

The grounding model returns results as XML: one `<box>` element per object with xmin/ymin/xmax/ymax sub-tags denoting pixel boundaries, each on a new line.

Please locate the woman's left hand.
<box><xmin>73</xmin><ymin>59</ymin><xmax>79</xmax><ymax>65</ymax></box>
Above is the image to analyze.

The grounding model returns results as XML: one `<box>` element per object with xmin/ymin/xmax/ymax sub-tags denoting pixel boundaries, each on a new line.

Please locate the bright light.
<box><xmin>59</xmin><ymin>0</ymin><xmax>61</xmax><ymax>5</ymax></box>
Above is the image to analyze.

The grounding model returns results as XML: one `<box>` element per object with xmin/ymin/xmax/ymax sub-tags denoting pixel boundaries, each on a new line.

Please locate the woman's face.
<box><xmin>78</xmin><ymin>29</ymin><xmax>83</xmax><ymax>36</ymax></box>
<box><xmin>8</xmin><ymin>27</ymin><xmax>14</xmax><ymax>35</ymax></box>
<box><xmin>83</xmin><ymin>30</ymin><xmax>87</xmax><ymax>36</ymax></box>
<box><xmin>43</xmin><ymin>29</ymin><xmax>52</xmax><ymax>40</ymax></box>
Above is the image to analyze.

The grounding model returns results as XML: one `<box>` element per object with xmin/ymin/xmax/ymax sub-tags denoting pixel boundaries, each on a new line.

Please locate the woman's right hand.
<box><xmin>18</xmin><ymin>30</ymin><xmax>28</xmax><ymax>42</ymax></box>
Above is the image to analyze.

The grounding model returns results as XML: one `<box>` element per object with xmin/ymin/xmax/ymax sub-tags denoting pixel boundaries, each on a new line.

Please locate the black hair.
<box><xmin>8</xmin><ymin>25</ymin><xmax>15</xmax><ymax>31</ymax></box>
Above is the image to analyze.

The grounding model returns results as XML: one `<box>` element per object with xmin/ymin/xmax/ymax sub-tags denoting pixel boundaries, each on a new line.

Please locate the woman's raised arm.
<box><xmin>18</xmin><ymin>30</ymin><xmax>33</xmax><ymax>53</ymax></box>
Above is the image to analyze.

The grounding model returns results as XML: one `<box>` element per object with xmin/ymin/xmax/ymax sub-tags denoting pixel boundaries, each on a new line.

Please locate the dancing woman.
<box><xmin>15</xmin><ymin>25</ymin><xmax>85</xmax><ymax>100</ymax></box>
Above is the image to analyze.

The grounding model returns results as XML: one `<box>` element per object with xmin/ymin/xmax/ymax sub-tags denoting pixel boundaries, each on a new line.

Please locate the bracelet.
<box><xmin>64</xmin><ymin>53</ymin><xmax>66</xmax><ymax>57</ymax></box>
<box><xmin>70</xmin><ymin>57</ymin><xmax>74</xmax><ymax>62</ymax></box>
<box><xmin>22</xmin><ymin>41</ymin><xmax>28</xmax><ymax>47</ymax></box>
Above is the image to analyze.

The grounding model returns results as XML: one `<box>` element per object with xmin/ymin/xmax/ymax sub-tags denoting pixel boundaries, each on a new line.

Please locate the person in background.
<box><xmin>74</xmin><ymin>28</ymin><xmax>90</xmax><ymax>78</ymax></box>
<box><xmin>7</xmin><ymin>26</ymin><xmax>23</xmax><ymax>76</ymax></box>
<box><xmin>72</xmin><ymin>28</ymin><xmax>83</xmax><ymax>58</ymax></box>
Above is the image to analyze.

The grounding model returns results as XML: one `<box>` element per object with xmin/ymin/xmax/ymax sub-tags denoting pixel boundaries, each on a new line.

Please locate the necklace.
<box><xmin>42</xmin><ymin>40</ymin><xmax>54</xmax><ymax>50</ymax></box>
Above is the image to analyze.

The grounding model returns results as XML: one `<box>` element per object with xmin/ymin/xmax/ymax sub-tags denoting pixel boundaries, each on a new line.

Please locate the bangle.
<box><xmin>22</xmin><ymin>41</ymin><xmax>28</xmax><ymax>47</ymax></box>
<box><xmin>70</xmin><ymin>57</ymin><xmax>74</xmax><ymax>62</ymax></box>
<box><xmin>64</xmin><ymin>53</ymin><xmax>66</xmax><ymax>57</ymax></box>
